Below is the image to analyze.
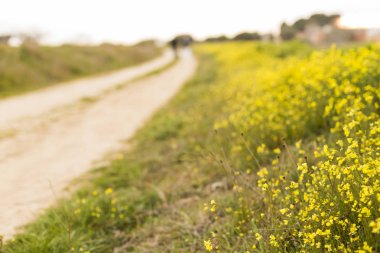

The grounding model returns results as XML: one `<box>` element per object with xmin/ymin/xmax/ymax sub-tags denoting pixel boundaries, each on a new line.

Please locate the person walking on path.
<box><xmin>170</xmin><ymin>38</ymin><xmax>179</xmax><ymax>58</ymax></box>
<box><xmin>182</xmin><ymin>36</ymin><xmax>192</xmax><ymax>59</ymax></box>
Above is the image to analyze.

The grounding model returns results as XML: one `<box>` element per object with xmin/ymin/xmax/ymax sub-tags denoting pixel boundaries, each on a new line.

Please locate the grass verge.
<box><xmin>0</xmin><ymin>42</ymin><xmax>161</xmax><ymax>98</ymax></box>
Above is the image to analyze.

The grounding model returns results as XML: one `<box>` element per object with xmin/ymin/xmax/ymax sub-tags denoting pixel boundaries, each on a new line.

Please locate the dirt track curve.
<box><xmin>0</xmin><ymin>51</ymin><xmax>197</xmax><ymax>239</ymax></box>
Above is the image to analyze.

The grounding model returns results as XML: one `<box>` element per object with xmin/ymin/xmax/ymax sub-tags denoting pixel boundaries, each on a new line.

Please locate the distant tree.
<box><xmin>280</xmin><ymin>23</ymin><xmax>296</xmax><ymax>41</ymax></box>
<box><xmin>205</xmin><ymin>35</ymin><xmax>229</xmax><ymax>42</ymax></box>
<box><xmin>293</xmin><ymin>19</ymin><xmax>307</xmax><ymax>32</ymax></box>
<box><xmin>280</xmin><ymin>13</ymin><xmax>341</xmax><ymax>41</ymax></box>
<box><xmin>135</xmin><ymin>39</ymin><xmax>157</xmax><ymax>47</ymax></box>
<box><xmin>0</xmin><ymin>35</ymin><xmax>11</xmax><ymax>45</ymax></box>
<box><xmin>233</xmin><ymin>32</ymin><xmax>261</xmax><ymax>41</ymax></box>
<box><xmin>308</xmin><ymin>13</ymin><xmax>340</xmax><ymax>26</ymax></box>
<box><xmin>174</xmin><ymin>34</ymin><xmax>194</xmax><ymax>44</ymax></box>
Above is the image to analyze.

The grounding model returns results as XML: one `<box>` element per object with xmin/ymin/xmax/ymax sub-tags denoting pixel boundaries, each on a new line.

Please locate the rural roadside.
<box><xmin>0</xmin><ymin>50</ymin><xmax>196</xmax><ymax>240</ymax></box>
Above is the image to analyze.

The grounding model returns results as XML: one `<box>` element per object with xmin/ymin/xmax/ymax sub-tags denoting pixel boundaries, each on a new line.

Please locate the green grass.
<box><xmin>0</xmin><ymin>42</ymin><xmax>161</xmax><ymax>98</ymax></box>
<box><xmin>2</xmin><ymin>47</ymin><xmax>225</xmax><ymax>253</ymax></box>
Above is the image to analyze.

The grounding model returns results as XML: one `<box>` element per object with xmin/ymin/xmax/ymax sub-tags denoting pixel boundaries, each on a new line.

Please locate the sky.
<box><xmin>0</xmin><ymin>0</ymin><xmax>379</xmax><ymax>44</ymax></box>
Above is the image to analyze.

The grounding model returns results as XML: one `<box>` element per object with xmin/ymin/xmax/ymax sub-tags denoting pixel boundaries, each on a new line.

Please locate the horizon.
<box><xmin>0</xmin><ymin>0</ymin><xmax>379</xmax><ymax>45</ymax></box>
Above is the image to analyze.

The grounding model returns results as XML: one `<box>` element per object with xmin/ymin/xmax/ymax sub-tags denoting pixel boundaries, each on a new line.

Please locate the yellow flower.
<box><xmin>204</xmin><ymin>239</ymin><xmax>213</xmax><ymax>251</ymax></box>
<box><xmin>105</xmin><ymin>187</ymin><xmax>113</xmax><ymax>195</ymax></box>
<box><xmin>257</xmin><ymin>167</ymin><xmax>268</xmax><ymax>178</ymax></box>
<box><xmin>271</xmin><ymin>158</ymin><xmax>279</xmax><ymax>165</ymax></box>
<box><xmin>355</xmin><ymin>242</ymin><xmax>373</xmax><ymax>253</ymax></box>
<box><xmin>369</xmin><ymin>218</ymin><xmax>380</xmax><ymax>233</ymax></box>
<box><xmin>257</xmin><ymin>144</ymin><xmax>266</xmax><ymax>154</ymax></box>
<box><xmin>255</xmin><ymin>233</ymin><xmax>262</xmax><ymax>241</ymax></box>
<box><xmin>269</xmin><ymin>235</ymin><xmax>279</xmax><ymax>247</ymax></box>
<box><xmin>210</xmin><ymin>200</ymin><xmax>217</xmax><ymax>213</ymax></box>
<box><xmin>198</xmin><ymin>42</ymin><xmax>380</xmax><ymax>252</ymax></box>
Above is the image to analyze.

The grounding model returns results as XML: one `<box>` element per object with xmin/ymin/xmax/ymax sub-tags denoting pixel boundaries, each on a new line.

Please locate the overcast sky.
<box><xmin>0</xmin><ymin>0</ymin><xmax>379</xmax><ymax>44</ymax></box>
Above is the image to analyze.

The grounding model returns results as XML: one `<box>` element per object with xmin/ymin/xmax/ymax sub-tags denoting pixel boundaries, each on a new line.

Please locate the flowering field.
<box><xmin>3</xmin><ymin>42</ymin><xmax>379</xmax><ymax>252</ymax></box>
<box><xmin>201</xmin><ymin>43</ymin><xmax>380</xmax><ymax>252</ymax></box>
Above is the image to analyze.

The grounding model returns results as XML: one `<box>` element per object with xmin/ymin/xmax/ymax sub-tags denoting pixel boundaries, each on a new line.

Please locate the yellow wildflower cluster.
<box><xmin>204</xmin><ymin>200</ymin><xmax>217</xmax><ymax>213</ymax></box>
<box><xmin>71</xmin><ymin>186</ymin><xmax>129</xmax><ymax>229</ymax></box>
<box><xmin>204</xmin><ymin>239</ymin><xmax>213</xmax><ymax>251</ymax></box>
<box><xmin>199</xmin><ymin>42</ymin><xmax>380</xmax><ymax>252</ymax></box>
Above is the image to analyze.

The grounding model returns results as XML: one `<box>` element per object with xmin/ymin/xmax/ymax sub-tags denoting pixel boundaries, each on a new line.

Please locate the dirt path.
<box><xmin>0</xmin><ymin>52</ymin><xmax>197</xmax><ymax>239</ymax></box>
<box><xmin>0</xmin><ymin>50</ymin><xmax>172</xmax><ymax>128</ymax></box>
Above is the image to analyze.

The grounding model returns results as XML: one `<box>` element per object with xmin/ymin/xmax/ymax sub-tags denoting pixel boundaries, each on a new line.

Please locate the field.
<box><xmin>0</xmin><ymin>42</ymin><xmax>161</xmax><ymax>98</ymax></box>
<box><xmin>2</xmin><ymin>42</ymin><xmax>379</xmax><ymax>252</ymax></box>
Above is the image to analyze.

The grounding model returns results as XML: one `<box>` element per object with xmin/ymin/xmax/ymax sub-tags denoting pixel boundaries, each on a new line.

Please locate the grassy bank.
<box><xmin>200</xmin><ymin>43</ymin><xmax>380</xmax><ymax>252</ymax></box>
<box><xmin>0</xmin><ymin>42</ymin><xmax>161</xmax><ymax>98</ymax></box>
<box><xmin>2</xmin><ymin>42</ymin><xmax>380</xmax><ymax>253</ymax></box>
